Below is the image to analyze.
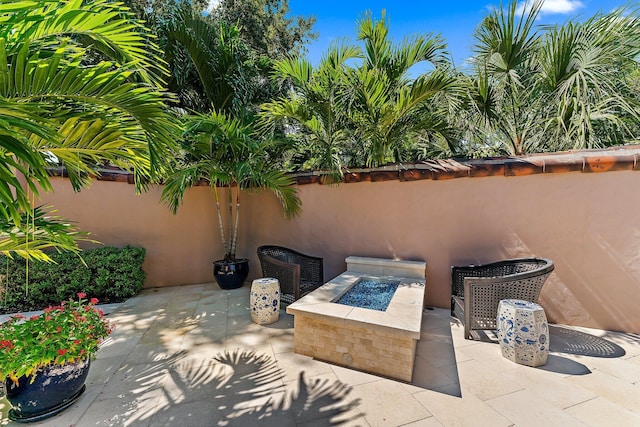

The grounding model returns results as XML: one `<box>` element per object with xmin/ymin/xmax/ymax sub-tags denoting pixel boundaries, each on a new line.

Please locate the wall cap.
<box><xmin>47</xmin><ymin>145</ymin><xmax>640</xmax><ymax>186</ymax></box>
<box><xmin>292</xmin><ymin>145</ymin><xmax>640</xmax><ymax>185</ymax></box>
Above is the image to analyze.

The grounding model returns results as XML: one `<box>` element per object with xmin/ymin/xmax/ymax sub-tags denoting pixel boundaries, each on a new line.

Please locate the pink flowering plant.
<box><xmin>0</xmin><ymin>293</ymin><xmax>113</xmax><ymax>384</ymax></box>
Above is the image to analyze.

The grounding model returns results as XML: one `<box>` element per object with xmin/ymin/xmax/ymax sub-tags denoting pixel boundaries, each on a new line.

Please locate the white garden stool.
<box><xmin>496</xmin><ymin>299</ymin><xmax>549</xmax><ymax>367</ymax></box>
<box><xmin>250</xmin><ymin>278</ymin><xmax>281</xmax><ymax>325</ymax></box>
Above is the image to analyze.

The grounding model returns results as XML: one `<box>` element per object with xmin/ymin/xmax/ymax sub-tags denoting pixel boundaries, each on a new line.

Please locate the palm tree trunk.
<box><xmin>230</xmin><ymin>187</ymin><xmax>240</xmax><ymax>260</ymax></box>
<box><xmin>227</xmin><ymin>184</ymin><xmax>233</xmax><ymax>259</ymax></box>
<box><xmin>212</xmin><ymin>185</ymin><xmax>228</xmax><ymax>259</ymax></box>
<box><xmin>514</xmin><ymin>136</ymin><xmax>523</xmax><ymax>155</ymax></box>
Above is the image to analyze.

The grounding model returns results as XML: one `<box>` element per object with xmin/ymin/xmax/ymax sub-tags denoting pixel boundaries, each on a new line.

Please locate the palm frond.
<box><xmin>0</xmin><ymin>0</ymin><xmax>168</xmax><ymax>85</ymax></box>
<box><xmin>0</xmin><ymin>39</ymin><xmax>179</xmax><ymax>185</ymax></box>
<box><xmin>273</xmin><ymin>57</ymin><xmax>314</xmax><ymax>87</ymax></box>
<box><xmin>162</xmin><ymin>112</ymin><xmax>301</xmax><ymax>259</ymax></box>
<box><xmin>0</xmin><ymin>0</ymin><xmax>181</xmax><ymax>258</ymax></box>
<box><xmin>0</xmin><ymin>206</ymin><xmax>93</xmax><ymax>261</ymax></box>
<box><xmin>473</xmin><ymin>0</ymin><xmax>542</xmax><ymax>82</ymax></box>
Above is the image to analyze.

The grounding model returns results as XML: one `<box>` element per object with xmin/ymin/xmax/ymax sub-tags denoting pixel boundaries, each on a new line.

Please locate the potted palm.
<box><xmin>0</xmin><ymin>293</ymin><xmax>113</xmax><ymax>422</ymax></box>
<box><xmin>162</xmin><ymin>112</ymin><xmax>301</xmax><ymax>289</ymax></box>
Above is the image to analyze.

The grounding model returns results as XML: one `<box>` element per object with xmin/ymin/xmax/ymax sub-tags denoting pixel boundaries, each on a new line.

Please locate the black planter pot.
<box><xmin>213</xmin><ymin>258</ymin><xmax>249</xmax><ymax>289</ymax></box>
<box><xmin>5</xmin><ymin>358</ymin><xmax>90</xmax><ymax>423</ymax></box>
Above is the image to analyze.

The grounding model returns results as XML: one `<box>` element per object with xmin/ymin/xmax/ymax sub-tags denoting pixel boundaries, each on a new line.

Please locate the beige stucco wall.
<box><xmin>37</xmin><ymin>170</ymin><xmax>640</xmax><ymax>333</ymax></box>
<box><xmin>35</xmin><ymin>180</ymin><xmax>223</xmax><ymax>288</ymax></box>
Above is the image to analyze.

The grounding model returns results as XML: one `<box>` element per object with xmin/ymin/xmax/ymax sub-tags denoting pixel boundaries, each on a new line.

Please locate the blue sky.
<box><xmin>286</xmin><ymin>0</ymin><xmax>628</xmax><ymax>68</ymax></box>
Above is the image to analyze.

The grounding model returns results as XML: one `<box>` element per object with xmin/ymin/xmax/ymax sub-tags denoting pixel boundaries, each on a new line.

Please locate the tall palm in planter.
<box><xmin>162</xmin><ymin>112</ymin><xmax>301</xmax><ymax>289</ymax></box>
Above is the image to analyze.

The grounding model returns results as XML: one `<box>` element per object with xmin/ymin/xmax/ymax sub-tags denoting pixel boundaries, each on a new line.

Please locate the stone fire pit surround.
<box><xmin>286</xmin><ymin>256</ymin><xmax>427</xmax><ymax>382</ymax></box>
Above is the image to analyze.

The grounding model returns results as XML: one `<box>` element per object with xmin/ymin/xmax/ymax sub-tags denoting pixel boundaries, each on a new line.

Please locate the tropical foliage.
<box><xmin>260</xmin><ymin>3</ymin><xmax>640</xmax><ymax>167</ymax></box>
<box><xmin>0</xmin><ymin>0</ymin><xmax>178</xmax><ymax>260</ymax></box>
<box><xmin>460</xmin><ymin>0</ymin><xmax>640</xmax><ymax>156</ymax></box>
<box><xmin>259</xmin><ymin>11</ymin><xmax>459</xmax><ymax>178</ymax></box>
<box><xmin>162</xmin><ymin>113</ymin><xmax>301</xmax><ymax>261</ymax></box>
<box><xmin>124</xmin><ymin>0</ymin><xmax>316</xmax><ymax>114</ymax></box>
<box><xmin>259</xmin><ymin>42</ymin><xmax>361</xmax><ymax>181</ymax></box>
<box><xmin>161</xmin><ymin>2</ymin><xmax>274</xmax><ymax>116</ymax></box>
<box><xmin>347</xmin><ymin>11</ymin><xmax>459</xmax><ymax>166</ymax></box>
<box><xmin>209</xmin><ymin>0</ymin><xmax>317</xmax><ymax>58</ymax></box>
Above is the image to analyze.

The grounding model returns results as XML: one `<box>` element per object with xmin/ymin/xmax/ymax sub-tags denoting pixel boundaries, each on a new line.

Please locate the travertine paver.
<box><xmin>0</xmin><ymin>283</ymin><xmax>639</xmax><ymax>426</ymax></box>
<box><xmin>413</xmin><ymin>388</ymin><xmax>512</xmax><ymax>427</ymax></box>
<box><xmin>564</xmin><ymin>397</ymin><xmax>640</xmax><ymax>426</ymax></box>
<box><xmin>564</xmin><ymin>369</ymin><xmax>640</xmax><ymax>413</ymax></box>
<box><xmin>494</xmin><ymin>364</ymin><xmax>597</xmax><ymax>409</ymax></box>
<box><xmin>485</xmin><ymin>390</ymin><xmax>588</xmax><ymax>427</ymax></box>
<box><xmin>348</xmin><ymin>379</ymin><xmax>432</xmax><ymax>426</ymax></box>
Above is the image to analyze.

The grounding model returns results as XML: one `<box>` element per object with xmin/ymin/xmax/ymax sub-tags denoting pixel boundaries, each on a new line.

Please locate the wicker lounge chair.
<box><xmin>257</xmin><ymin>245</ymin><xmax>324</xmax><ymax>305</ymax></box>
<box><xmin>451</xmin><ymin>257</ymin><xmax>554</xmax><ymax>340</ymax></box>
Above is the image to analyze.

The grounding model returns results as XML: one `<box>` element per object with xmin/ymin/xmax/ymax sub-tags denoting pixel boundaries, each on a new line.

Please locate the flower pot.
<box><xmin>5</xmin><ymin>358</ymin><xmax>91</xmax><ymax>423</ymax></box>
<box><xmin>213</xmin><ymin>258</ymin><xmax>249</xmax><ymax>289</ymax></box>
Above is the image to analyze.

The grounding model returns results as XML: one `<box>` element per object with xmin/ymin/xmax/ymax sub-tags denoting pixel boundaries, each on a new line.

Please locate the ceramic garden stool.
<box><xmin>250</xmin><ymin>278</ymin><xmax>281</xmax><ymax>325</ymax></box>
<box><xmin>496</xmin><ymin>299</ymin><xmax>549</xmax><ymax>367</ymax></box>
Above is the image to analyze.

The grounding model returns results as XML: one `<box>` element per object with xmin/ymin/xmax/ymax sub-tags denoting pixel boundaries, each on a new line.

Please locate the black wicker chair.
<box><xmin>451</xmin><ymin>257</ymin><xmax>554</xmax><ymax>340</ymax></box>
<box><xmin>257</xmin><ymin>245</ymin><xmax>324</xmax><ymax>305</ymax></box>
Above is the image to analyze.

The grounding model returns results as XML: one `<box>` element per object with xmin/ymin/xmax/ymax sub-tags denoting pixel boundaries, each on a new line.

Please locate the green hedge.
<box><xmin>0</xmin><ymin>246</ymin><xmax>145</xmax><ymax>313</ymax></box>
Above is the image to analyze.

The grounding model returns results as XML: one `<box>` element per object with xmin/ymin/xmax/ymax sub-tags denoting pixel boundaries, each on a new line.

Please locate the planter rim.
<box><xmin>213</xmin><ymin>258</ymin><xmax>249</xmax><ymax>264</ymax></box>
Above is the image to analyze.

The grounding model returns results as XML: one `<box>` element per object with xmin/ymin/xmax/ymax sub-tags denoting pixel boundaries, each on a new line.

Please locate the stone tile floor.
<box><xmin>1</xmin><ymin>283</ymin><xmax>639</xmax><ymax>426</ymax></box>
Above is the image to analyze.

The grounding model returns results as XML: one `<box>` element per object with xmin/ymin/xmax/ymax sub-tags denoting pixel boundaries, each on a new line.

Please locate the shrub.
<box><xmin>80</xmin><ymin>246</ymin><xmax>146</xmax><ymax>300</ymax></box>
<box><xmin>0</xmin><ymin>246</ymin><xmax>145</xmax><ymax>313</ymax></box>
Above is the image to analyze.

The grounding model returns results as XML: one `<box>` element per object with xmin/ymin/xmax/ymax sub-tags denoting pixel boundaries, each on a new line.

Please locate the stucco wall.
<box><xmin>36</xmin><ymin>167</ymin><xmax>640</xmax><ymax>333</ymax></box>
<box><xmin>35</xmin><ymin>180</ymin><xmax>223</xmax><ymax>288</ymax></box>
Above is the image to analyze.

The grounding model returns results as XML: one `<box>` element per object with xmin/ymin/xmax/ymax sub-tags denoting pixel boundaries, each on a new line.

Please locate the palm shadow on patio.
<box><xmin>146</xmin><ymin>348</ymin><xmax>363</xmax><ymax>426</ymax></box>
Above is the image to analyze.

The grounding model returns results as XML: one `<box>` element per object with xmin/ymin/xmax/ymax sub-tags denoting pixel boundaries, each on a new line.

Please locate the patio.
<box><xmin>1</xmin><ymin>282</ymin><xmax>639</xmax><ymax>426</ymax></box>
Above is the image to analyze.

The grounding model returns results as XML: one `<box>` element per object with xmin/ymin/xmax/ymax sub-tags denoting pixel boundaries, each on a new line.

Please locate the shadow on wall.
<box><xmin>445</xmin><ymin>225</ymin><xmax>640</xmax><ymax>334</ymax></box>
<box><xmin>538</xmin><ymin>228</ymin><xmax>640</xmax><ymax>333</ymax></box>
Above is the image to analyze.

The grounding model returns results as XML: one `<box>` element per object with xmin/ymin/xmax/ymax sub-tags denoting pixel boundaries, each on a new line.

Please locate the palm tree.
<box><xmin>463</xmin><ymin>0</ymin><xmax>541</xmax><ymax>155</ymax></box>
<box><xmin>160</xmin><ymin>2</ymin><xmax>282</xmax><ymax>117</ymax></box>
<box><xmin>158</xmin><ymin>3</ymin><xmax>302</xmax><ymax>285</ymax></box>
<box><xmin>538</xmin><ymin>9</ymin><xmax>640</xmax><ymax>151</ymax></box>
<box><xmin>260</xmin><ymin>11</ymin><xmax>459</xmax><ymax>172</ymax></box>
<box><xmin>347</xmin><ymin>11</ymin><xmax>459</xmax><ymax>167</ymax></box>
<box><xmin>259</xmin><ymin>42</ymin><xmax>361</xmax><ymax>181</ymax></box>
<box><xmin>161</xmin><ymin>112</ymin><xmax>301</xmax><ymax>263</ymax></box>
<box><xmin>0</xmin><ymin>0</ymin><xmax>179</xmax><ymax>260</ymax></box>
<box><xmin>464</xmin><ymin>0</ymin><xmax>640</xmax><ymax>155</ymax></box>
<box><xmin>163</xmin><ymin>4</ymin><xmax>251</xmax><ymax>114</ymax></box>
<box><xmin>259</xmin><ymin>11</ymin><xmax>459</xmax><ymax>175</ymax></box>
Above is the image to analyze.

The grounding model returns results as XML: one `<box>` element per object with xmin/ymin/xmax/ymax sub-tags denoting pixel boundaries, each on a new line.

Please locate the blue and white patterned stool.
<box><xmin>250</xmin><ymin>278</ymin><xmax>280</xmax><ymax>325</ymax></box>
<box><xmin>496</xmin><ymin>299</ymin><xmax>549</xmax><ymax>367</ymax></box>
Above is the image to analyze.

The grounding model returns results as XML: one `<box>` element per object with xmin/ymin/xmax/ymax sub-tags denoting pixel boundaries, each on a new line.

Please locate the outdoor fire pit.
<box><xmin>286</xmin><ymin>256</ymin><xmax>426</xmax><ymax>382</ymax></box>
